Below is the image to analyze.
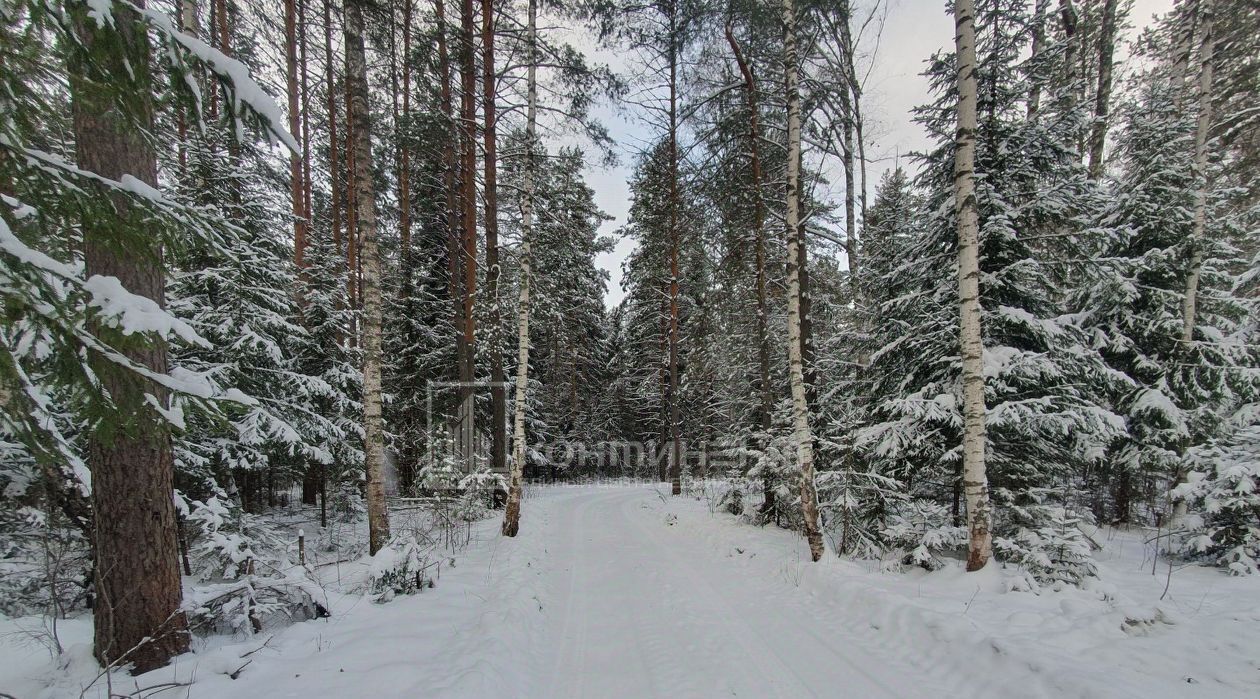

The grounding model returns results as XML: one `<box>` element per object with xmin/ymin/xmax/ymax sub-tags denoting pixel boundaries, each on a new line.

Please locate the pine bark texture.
<box><xmin>299</xmin><ymin>0</ymin><xmax>312</xmax><ymax>259</ymax></box>
<box><xmin>434</xmin><ymin>0</ymin><xmax>468</xmax><ymax>436</ymax></box>
<box><xmin>458</xmin><ymin>0</ymin><xmax>478</xmax><ymax>468</ymax></box>
<box><xmin>782</xmin><ymin>0</ymin><xmax>825</xmax><ymax>562</ymax></box>
<box><xmin>286</xmin><ymin>0</ymin><xmax>306</xmax><ymax>270</ymax></box>
<box><xmin>70</xmin><ymin>0</ymin><xmax>190</xmax><ymax>672</ymax></box>
<box><xmin>482</xmin><ymin>0</ymin><xmax>507</xmax><ymax>481</ymax></box>
<box><xmin>343</xmin><ymin>0</ymin><xmax>390</xmax><ymax>554</ymax></box>
<box><xmin>324</xmin><ymin>0</ymin><xmax>341</xmax><ymax>262</ymax></box>
<box><xmin>667</xmin><ymin>0</ymin><xmax>683</xmax><ymax>496</ymax></box>
<box><xmin>725</xmin><ymin>22</ymin><xmax>775</xmax><ymax>514</ymax></box>
<box><xmin>953</xmin><ymin>0</ymin><xmax>993</xmax><ymax>572</ymax></box>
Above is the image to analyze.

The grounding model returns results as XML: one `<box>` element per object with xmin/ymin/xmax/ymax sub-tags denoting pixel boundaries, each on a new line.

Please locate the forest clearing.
<box><xmin>0</xmin><ymin>0</ymin><xmax>1256</xmax><ymax>695</ymax></box>
<box><xmin>4</xmin><ymin>485</ymin><xmax>1258</xmax><ymax>698</ymax></box>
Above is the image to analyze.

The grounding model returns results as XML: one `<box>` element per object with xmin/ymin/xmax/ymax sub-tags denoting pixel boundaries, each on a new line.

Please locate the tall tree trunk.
<box><xmin>399</xmin><ymin>0</ymin><xmax>412</xmax><ymax>259</ymax></box>
<box><xmin>343</xmin><ymin>0</ymin><xmax>390</xmax><ymax>554</ymax></box>
<box><xmin>300</xmin><ymin>0</ymin><xmax>312</xmax><ymax>250</ymax></box>
<box><xmin>502</xmin><ymin>0</ymin><xmax>536</xmax><ymax>537</ymax></box>
<box><xmin>324</xmin><ymin>0</ymin><xmax>341</xmax><ymax>261</ymax></box>
<box><xmin>953</xmin><ymin>0</ymin><xmax>993</xmax><ymax>572</ymax></box>
<box><xmin>667</xmin><ymin>0</ymin><xmax>683</xmax><ymax>496</ymax></box>
<box><xmin>70</xmin><ymin>0</ymin><xmax>190</xmax><ymax>672</ymax></box>
<box><xmin>725</xmin><ymin>21</ymin><xmax>775</xmax><ymax>515</ymax></box>
<box><xmin>1058</xmin><ymin>0</ymin><xmax>1080</xmax><ymax>154</ymax></box>
<box><xmin>344</xmin><ymin>68</ymin><xmax>359</xmax><ymax>346</ymax></box>
<box><xmin>323</xmin><ymin>0</ymin><xmax>342</xmax><ymax>365</ymax></box>
<box><xmin>841</xmin><ymin>12</ymin><xmax>868</xmax><ymax>232</ymax></box>
<box><xmin>435</xmin><ymin>0</ymin><xmax>468</xmax><ymax>436</ymax></box>
<box><xmin>840</xmin><ymin>89</ymin><xmax>857</xmax><ymax>289</ymax></box>
<box><xmin>285</xmin><ymin>0</ymin><xmax>306</xmax><ymax>272</ymax></box>
<box><xmin>458</xmin><ymin>0</ymin><xmax>478</xmax><ymax>469</ymax></box>
<box><xmin>783</xmin><ymin>0</ymin><xmax>824</xmax><ymax>562</ymax></box>
<box><xmin>658</xmin><ymin>293</ymin><xmax>669</xmax><ymax>482</ymax></box>
<box><xmin>836</xmin><ymin>2</ymin><xmax>859</xmax><ymax>287</ymax></box>
<box><xmin>1174</xmin><ymin>0</ymin><xmax>1216</xmax><ymax>525</ymax></box>
<box><xmin>1086</xmin><ymin>0</ymin><xmax>1118</xmax><ymax>179</ymax></box>
<box><xmin>796</xmin><ymin>140</ymin><xmax>816</xmax><ymax>410</ymax></box>
<box><xmin>1028</xmin><ymin>0</ymin><xmax>1047</xmax><ymax>117</ymax></box>
<box><xmin>177</xmin><ymin>0</ymin><xmax>198</xmax><ymax>174</ymax></box>
<box><xmin>209</xmin><ymin>0</ymin><xmax>223</xmax><ymax>118</ymax></box>
<box><xmin>299</xmin><ymin>0</ymin><xmax>319</xmax><ymax>505</ymax></box>
<box><xmin>214</xmin><ymin>0</ymin><xmax>241</xmax><ymax>206</ymax></box>
<box><xmin>482</xmin><ymin>0</ymin><xmax>507</xmax><ymax>484</ymax></box>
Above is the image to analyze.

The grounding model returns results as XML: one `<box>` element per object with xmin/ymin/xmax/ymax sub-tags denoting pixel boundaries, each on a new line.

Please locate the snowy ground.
<box><xmin>2</xmin><ymin>484</ymin><xmax>1258</xmax><ymax>698</ymax></box>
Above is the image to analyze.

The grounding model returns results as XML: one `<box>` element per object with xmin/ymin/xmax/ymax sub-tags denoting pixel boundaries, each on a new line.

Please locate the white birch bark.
<box><xmin>953</xmin><ymin>0</ymin><xmax>992</xmax><ymax>572</ymax></box>
<box><xmin>1173</xmin><ymin>0</ymin><xmax>1215</xmax><ymax>525</ymax></box>
<box><xmin>783</xmin><ymin>0</ymin><xmax>825</xmax><ymax>562</ymax></box>
<box><xmin>502</xmin><ymin>0</ymin><xmax>536</xmax><ymax>537</ymax></box>
<box><xmin>344</xmin><ymin>0</ymin><xmax>390</xmax><ymax>554</ymax></box>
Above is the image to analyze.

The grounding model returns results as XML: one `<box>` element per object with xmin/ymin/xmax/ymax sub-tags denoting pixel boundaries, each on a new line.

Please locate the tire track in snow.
<box><xmin>622</xmin><ymin>490</ymin><xmax>929</xmax><ymax>697</ymax></box>
<box><xmin>671</xmin><ymin>490</ymin><xmax>1059</xmax><ymax>699</ymax></box>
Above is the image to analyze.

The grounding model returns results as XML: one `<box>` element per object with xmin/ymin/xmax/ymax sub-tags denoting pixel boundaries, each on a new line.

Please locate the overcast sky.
<box><xmin>586</xmin><ymin>0</ymin><xmax>1175</xmax><ymax>308</ymax></box>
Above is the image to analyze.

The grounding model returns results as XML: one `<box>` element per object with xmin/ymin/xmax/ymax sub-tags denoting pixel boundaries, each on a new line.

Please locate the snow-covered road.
<box><xmin>7</xmin><ymin>484</ymin><xmax>1258</xmax><ymax>698</ymax></box>
<box><xmin>537</xmin><ymin>486</ymin><xmax>948</xmax><ymax>698</ymax></box>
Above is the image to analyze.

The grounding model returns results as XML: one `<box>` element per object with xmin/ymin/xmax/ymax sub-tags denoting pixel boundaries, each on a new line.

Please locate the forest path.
<box><xmin>532</xmin><ymin>486</ymin><xmax>967</xmax><ymax>699</ymax></box>
<box><xmin>0</xmin><ymin>485</ymin><xmax>1046</xmax><ymax>698</ymax></box>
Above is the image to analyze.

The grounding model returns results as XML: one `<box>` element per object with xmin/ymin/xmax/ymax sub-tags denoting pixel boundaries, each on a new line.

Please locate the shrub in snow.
<box><xmin>881</xmin><ymin>500</ymin><xmax>967</xmax><ymax>570</ymax></box>
<box><xmin>416</xmin><ymin>455</ymin><xmax>463</xmax><ymax>495</ymax></box>
<box><xmin>817</xmin><ymin>469</ymin><xmax>903</xmax><ymax>559</ymax></box>
<box><xmin>0</xmin><ymin>506</ymin><xmax>90</xmax><ymax>617</ymax></box>
<box><xmin>717</xmin><ymin>477</ymin><xmax>748</xmax><ymax>516</ymax></box>
<box><xmin>747</xmin><ymin>423</ymin><xmax>800</xmax><ymax>527</ymax></box>
<box><xmin>1176</xmin><ymin>417</ymin><xmax>1260</xmax><ymax>575</ymax></box>
<box><xmin>994</xmin><ymin>496</ymin><xmax>1099</xmax><ymax>589</ymax></box>
<box><xmin>184</xmin><ymin>491</ymin><xmax>325</xmax><ymax>634</ymax></box>
<box><xmin>459</xmin><ymin>469</ymin><xmax>506</xmax><ymax>515</ymax></box>
<box><xmin>368</xmin><ymin>535</ymin><xmax>437</xmax><ymax>602</ymax></box>
<box><xmin>416</xmin><ymin>459</ymin><xmax>504</xmax><ymax>521</ymax></box>
<box><xmin>330</xmin><ymin>482</ymin><xmax>367</xmax><ymax>523</ymax></box>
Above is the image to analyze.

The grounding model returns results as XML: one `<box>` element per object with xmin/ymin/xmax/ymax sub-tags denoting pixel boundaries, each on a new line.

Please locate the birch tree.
<box><xmin>1172</xmin><ymin>0</ymin><xmax>1217</xmax><ymax>525</ymax></box>
<box><xmin>953</xmin><ymin>0</ymin><xmax>992</xmax><ymax>572</ymax></box>
<box><xmin>503</xmin><ymin>0</ymin><xmax>538</xmax><ymax>537</ymax></box>
<box><xmin>343</xmin><ymin>0</ymin><xmax>390</xmax><ymax>554</ymax></box>
<box><xmin>783</xmin><ymin>0</ymin><xmax>824</xmax><ymax>562</ymax></box>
